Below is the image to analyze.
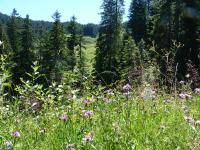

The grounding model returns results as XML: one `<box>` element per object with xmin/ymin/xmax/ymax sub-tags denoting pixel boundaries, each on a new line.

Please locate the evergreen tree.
<box><xmin>76</xmin><ymin>35</ymin><xmax>86</xmax><ymax>78</ymax></box>
<box><xmin>176</xmin><ymin>0</ymin><xmax>200</xmax><ymax>80</ymax></box>
<box><xmin>41</xmin><ymin>11</ymin><xmax>67</xmax><ymax>83</ymax></box>
<box><xmin>67</xmin><ymin>16</ymin><xmax>78</xmax><ymax>71</ymax></box>
<box><xmin>120</xmin><ymin>33</ymin><xmax>137</xmax><ymax>70</ymax></box>
<box><xmin>7</xmin><ymin>9</ymin><xmax>22</xmax><ymax>86</ymax></box>
<box><xmin>128</xmin><ymin>0</ymin><xmax>146</xmax><ymax>43</ymax></box>
<box><xmin>94</xmin><ymin>0</ymin><xmax>124</xmax><ymax>84</ymax></box>
<box><xmin>19</xmin><ymin>14</ymin><xmax>34</xmax><ymax>80</ymax></box>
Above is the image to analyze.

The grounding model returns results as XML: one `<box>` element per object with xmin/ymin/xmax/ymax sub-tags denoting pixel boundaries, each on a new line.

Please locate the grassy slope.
<box><xmin>83</xmin><ymin>36</ymin><xmax>96</xmax><ymax>73</ymax></box>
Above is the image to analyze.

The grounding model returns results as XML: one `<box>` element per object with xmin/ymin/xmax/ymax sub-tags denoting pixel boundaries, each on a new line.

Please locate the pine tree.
<box><xmin>94</xmin><ymin>0</ymin><xmax>124</xmax><ymax>84</ymax></box>
<box><xmin>128</xmin><ymin>0</ymin><xmax>146</xmax><ymax>43</ymax></box>
<box><xmin>67</xmin><ymin>16</ymin><xmax>78</xmax><ymax>71</ymax></box>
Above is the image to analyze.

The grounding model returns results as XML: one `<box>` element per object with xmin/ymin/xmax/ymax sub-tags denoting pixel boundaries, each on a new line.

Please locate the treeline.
<box><xmin>0</xmin><ymin>9</ymin><xmax>89</xmax><ymax>96</ymax></box>
<box><xmin>94</xmin><ymin>0</ymin><xmax>200</xmax><ymax>89</ymax></box>
<box><xmin>0</xmin><ymin>12</ymin><xmax>99</xmax><ymax>38</ymax></box>
<box><xmin>0</xmin><ymin>0</ymin><xmax>200</xmax><ymax>96</ymax></box>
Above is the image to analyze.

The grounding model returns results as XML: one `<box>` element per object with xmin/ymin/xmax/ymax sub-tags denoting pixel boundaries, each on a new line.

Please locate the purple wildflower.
<box><xmin>3</xmin><ymin>140</ymin><xmax>12</xmax><ymax>147</ymax></box>
<box><xmin>81</xmin><ymin>110</ymin><xmax>93</xmax><ymax>117</ymax></box>
<box><xmin>11</xmin><ymin>131</ymin><xmax>20</xmax><ymax>137</ymax></box>
<box><xmin>83</xmin><ymin>99</ymin><xmax>94</xmax><ymax>105</ymax></box>
<box><xmin>83</xmin><ymin>133</ymin><xmax>93</xmax><ymax>142</ymax></box>
<box><xmin>179</xmin><ymin>93</ymin><xmax>192</xmax><ymax>99</ymax></box>
<box><xmin>59</xmin><ymin>113</ymin><xmax>68</xmax><ymax>121</ymax></box>
<box><xmin>123</xmin><ymin>83</ymin><xmax>132</xmax><ymax>94</ymax></box>
<box><xmin>194</xmin><ymin>88</ymin><xmax>200</xmax><ymax>93</ymax></box>
<box><xmin>66</xmin><ymin>144</ymin><xmax>74</xmax><ymax>150</ymax></box>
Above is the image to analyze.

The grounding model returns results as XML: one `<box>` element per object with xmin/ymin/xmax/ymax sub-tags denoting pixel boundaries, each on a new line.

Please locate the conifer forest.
<box><xmin>0</xmin><ymin>0</ymin><xmax>200</xmax><ymax>149</ymax></box>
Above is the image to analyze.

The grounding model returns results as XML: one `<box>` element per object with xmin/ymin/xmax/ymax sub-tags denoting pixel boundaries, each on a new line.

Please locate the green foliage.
<box><xmin>67</xmin><ymin>16</ymin><xmax>79</xmax><ymax>71</ymax></box>
<box><xmin>94</xmin><ymin>0</ymin><xmax>124</xmax><ymax>84</ymax></box>
<box><xmin>41</xmin><ymin>11</ymin><xmax>67</xmax><ymax>84</ymax></box>
<box><xmin>128</xmin><ymin>0</ymin><xmax>147</xmax><ymax>43</ymax></box>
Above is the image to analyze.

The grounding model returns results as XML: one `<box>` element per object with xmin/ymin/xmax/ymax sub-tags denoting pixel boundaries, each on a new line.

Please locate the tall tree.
<box><xmin>94</xmin><ymin>0</ymin><xmax>124</xmax><ymax>84</ymax></box>
<box><xmin>76</xmin><ymin>35</ymin><xmax>86</xmax><ymax>78</ymax></box>
<box><xmin>19</xmin><ymin>14</ymin><xmax>34</xmax><ymax>80</ymax></box>
<box><xmin>7</xmin><ymin>9</ymin><xmax>22</xmax><ymax>86</ymax></box>
<box><xmin>176</xmin><ymin>0</ymin><xmax>200</xmax><ymax>80</ymax></box>
<box><xmin>41</xmin><ymin>11</ymin><xmax>67</xmax><ymax>83</ymax></box>
<box><xmin>128</xmin><ymin>0</ymin><xmax>146</xmax><ymax>43</ymax></box>
<box><xmin>67</xmin><ymin>16</ymin><xmax>78</xmax><ymax>71</ymax></box>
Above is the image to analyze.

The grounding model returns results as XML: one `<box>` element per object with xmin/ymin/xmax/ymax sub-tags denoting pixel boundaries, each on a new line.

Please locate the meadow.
<box><xmin>0</xmin><ymin>75</ymin><xmax>200</xmax><ymax>149</ymax></box>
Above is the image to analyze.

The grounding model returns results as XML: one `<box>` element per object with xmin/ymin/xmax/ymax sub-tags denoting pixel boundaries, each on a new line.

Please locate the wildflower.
<box><xmin>184</xmin><ymin>116</ymin><xmax>195</xmax><ymax>123</ymax></box>
<box><xmin>11</xmin><ymin>131</ymin><xmax>20</xmax><ymax>137</ymax></box>
<box><xmin>3</xmin><ymin>140</ymin><xmax>12</xmax><ymax>147</ymax></box>
<box><xmin>123</xmin><ymin>83</ymin><xmax>132</xmax><ymax>94</ymax></box>
<box><xmin>81</xmin><ymin>110</ymin><xmax>93</xmax><ymax>118</ymax></box>
<box><xmin>141</xmin><ymin>87</ymin><xmax>156</xmax><ymax>100</ymax></box>
<box><xmin>179</xmin><ymin>80</ymin><xmax>185</xmax><ymax>84</ymax></box>
<box><xmin>83</xmin><ymin>99</ymin><xmax>94</xmax><ymax>105</ymax></box>
<box><xmin>83</xmin><ymin>133</ymin><xmax>93</xmax><ymax>142</ymax></box>
<box><xmin>179</xmin><ymin>93</ymin><xmax>192</xmax><ymax>99</ymax></box>
<box><xmin>105</xmin><ymin>89</ymin><xmax>114</xmax><ymax>95</ymax></box>
<box><xmin>59</xmin><ymin>113</ymin><xmax>68</xmax><ymax>121</ymax></box>
<box><xmin>194</xmin><ymin>88</ymin><xmax>200</xmax><ymax>93</ymax></box>
<box><xmin>66</xmin><ymin>144</ymin><xmax>74</xmax><ymax>150</ymax></box>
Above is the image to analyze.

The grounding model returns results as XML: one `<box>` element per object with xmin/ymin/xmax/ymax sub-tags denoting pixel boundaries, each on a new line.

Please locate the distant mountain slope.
<box><xmin>0</xmin><ymin>12</ymin><xmax>99</xmax><ymax>37</ymax></box>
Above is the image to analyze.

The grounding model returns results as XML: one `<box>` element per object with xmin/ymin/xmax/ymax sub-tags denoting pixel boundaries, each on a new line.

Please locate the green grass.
<box><xmin>83</xmin><ymin>36</ymin><xmax>96</xmax><ymax>73</ymax></box>
<box><xmin>0</xmin><ymin>89</ymin><xmax>200</xmax><ymax>149</ymax></box>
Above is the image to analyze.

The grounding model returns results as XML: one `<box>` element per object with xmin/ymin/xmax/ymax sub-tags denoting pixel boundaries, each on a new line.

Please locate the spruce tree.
<box><xmin>7</xmin><ymin>9</ymin><xmax>22</xmax><ymax>86</ymax></box>
<box><xmin>94</xmin><ymin>0</ymin><xmax>124</xmax><ymax>84</ymax></box>
<box><xmin>76</xmin><ymin>35</ymin><xmax>86</xmax><ymax>78</ymax></box>
<box><xmin>128</xmin><ymin>0</ymin><xmax>146</xmax><ymax>43</ymax></box>
<box><xmin>19</xmin><ymin>14</ymin><xmax>34</xmax><ymax>80</ymax></box>
<box><xmin>42</xmin><ymin>11</ymin><xmax>67</xmax><ymax>83</ymax></box>
<box><xmin>67</xmin><ymin>16</ymin><xmax>78</xmax><ymax>71</ymax></box>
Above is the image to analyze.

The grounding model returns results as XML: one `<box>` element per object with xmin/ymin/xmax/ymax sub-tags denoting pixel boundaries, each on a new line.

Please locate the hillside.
<box><xmin>0</xmin><ymin>12</ymin><xmax>99</xmax><ymax>37</ymax></box>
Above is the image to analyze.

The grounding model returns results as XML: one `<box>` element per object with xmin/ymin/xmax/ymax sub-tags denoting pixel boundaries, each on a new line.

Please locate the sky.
<box><xmin>0</xmin><ymin>0</ymin><xmax>132</xmax><ymax>24</ymax></box>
